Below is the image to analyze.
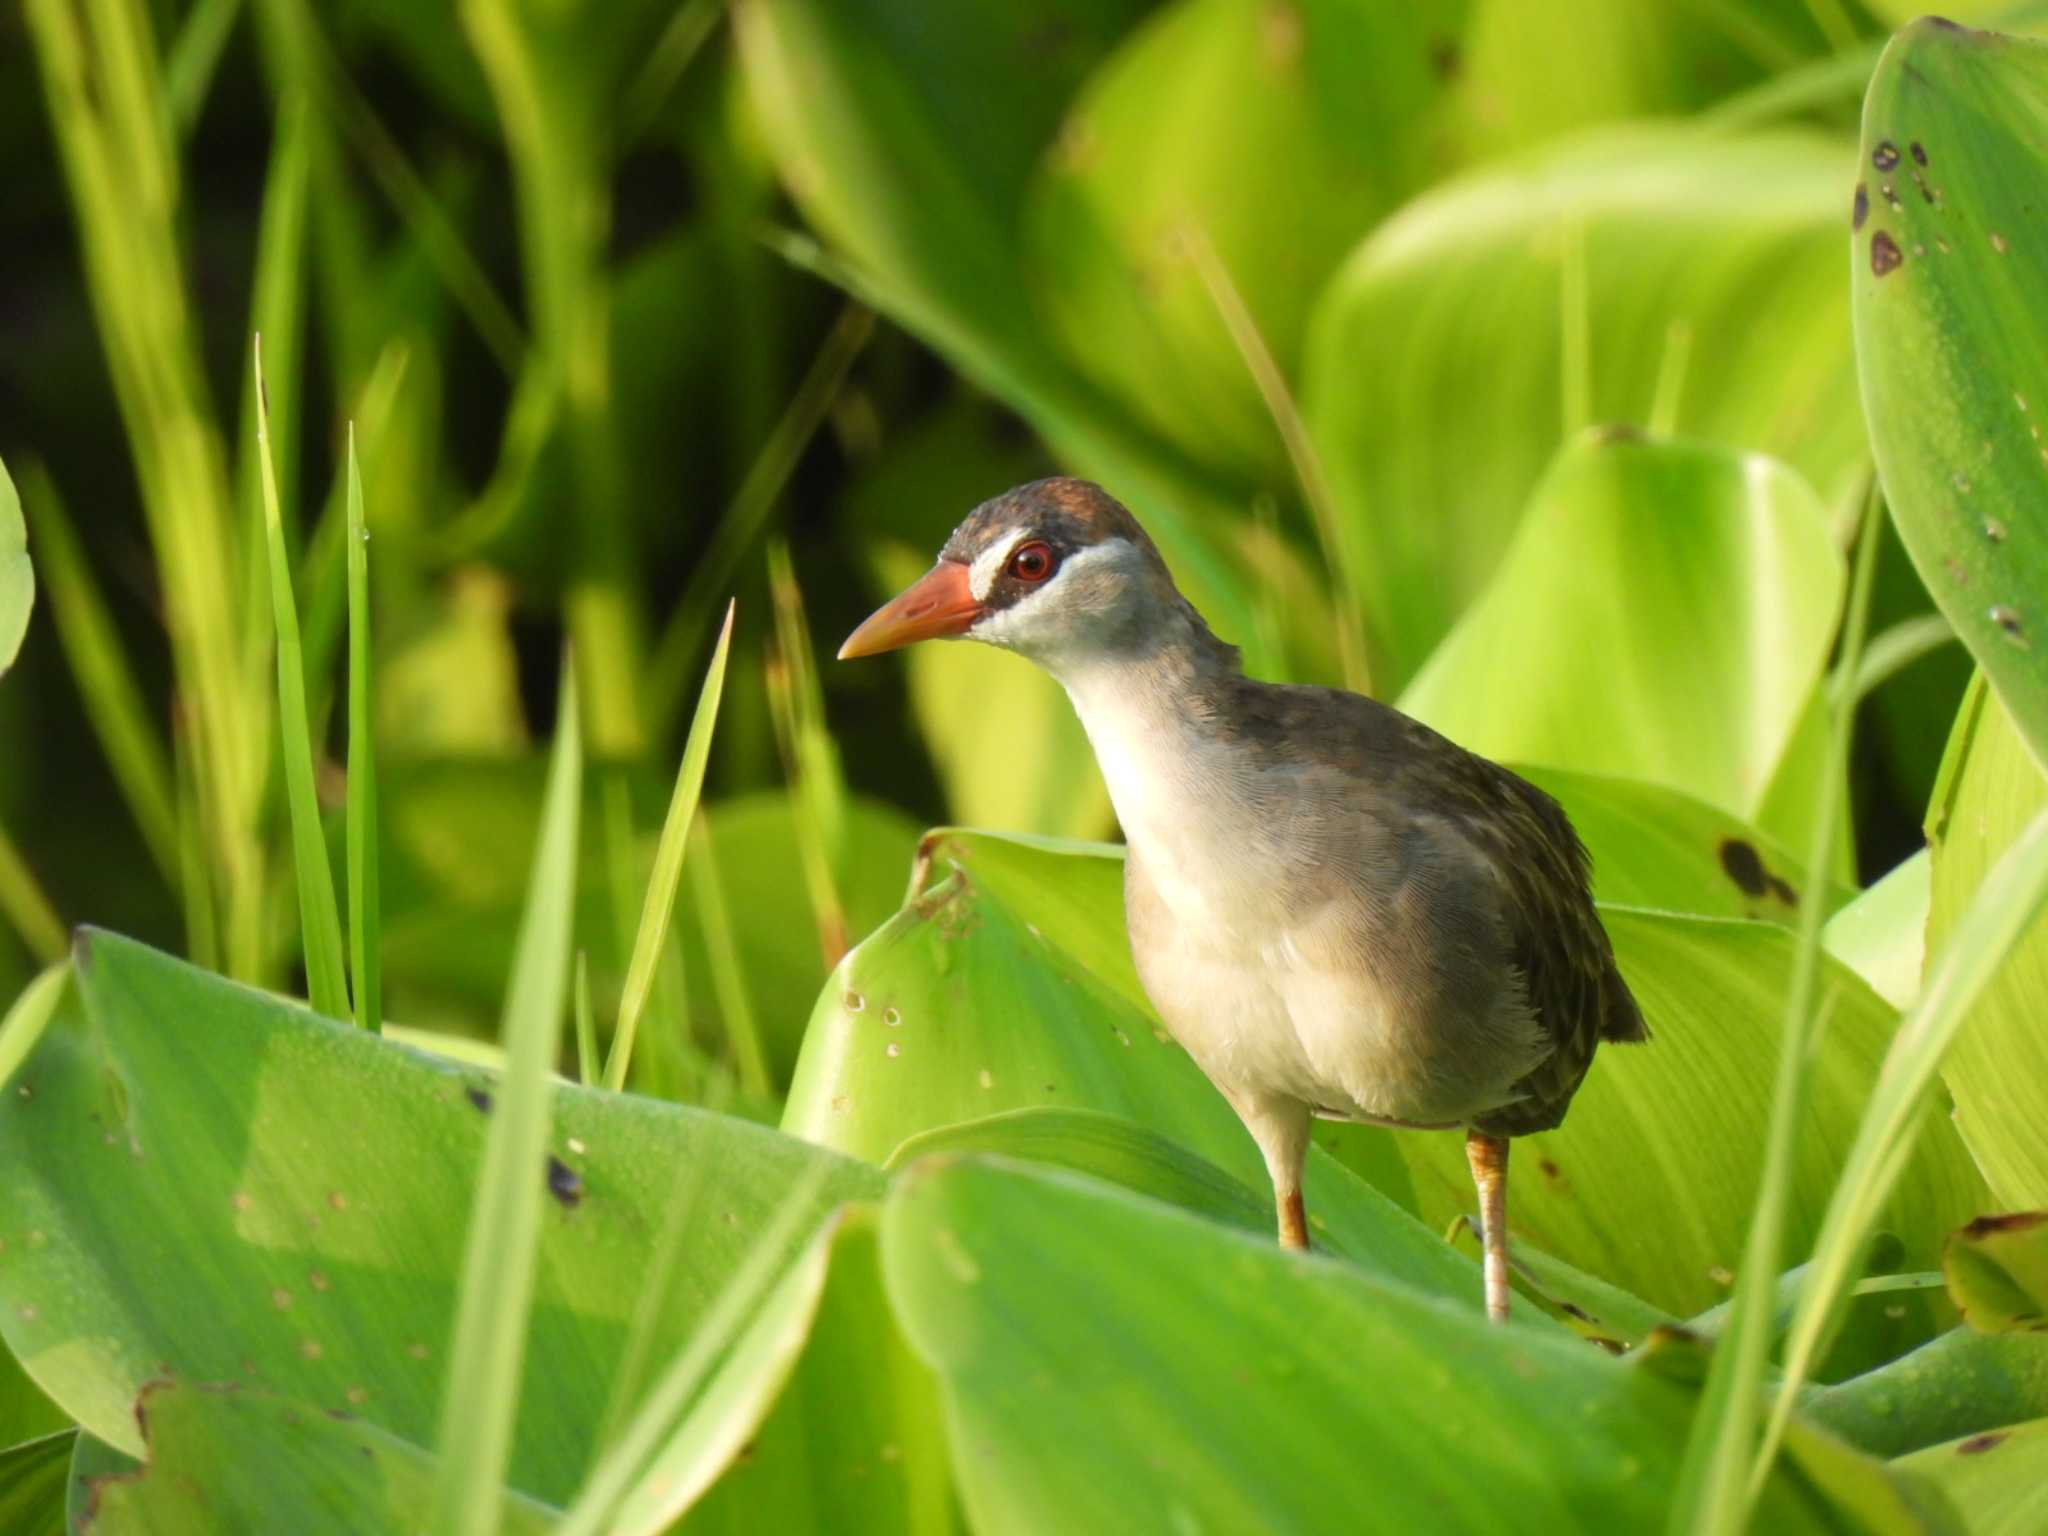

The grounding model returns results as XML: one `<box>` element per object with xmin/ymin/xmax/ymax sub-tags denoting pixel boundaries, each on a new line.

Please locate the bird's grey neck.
<box><xmin>1040</xmin><ymin>602</ymin><xmax>1240</xmax><ymax>710</ymax></box>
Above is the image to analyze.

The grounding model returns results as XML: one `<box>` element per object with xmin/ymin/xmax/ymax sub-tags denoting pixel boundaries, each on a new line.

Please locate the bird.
<box><xmin>838</xmin><ymin>477</ymin><xmax>1646</xmax><ymax>1321</ymax></box>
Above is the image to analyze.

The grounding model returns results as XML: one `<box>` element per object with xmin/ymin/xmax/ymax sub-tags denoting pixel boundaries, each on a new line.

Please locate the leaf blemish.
<box><xmin>1991</xmin><ymin>232</ymin><xmax>2010</xmax><ymax>254</ymax></box>
<box><xmin>1853</xmin><ymin>184</ymin><xmax>1869</xmax><ymax>231</ymax></box>
<box><xmin>1985</xmin><ymin>519</ymin><xmax>2006</xmax><ymax>543</ymax></box>
<box><xmin>1991</xmin><ymin>606</ymin><xmax>2028</xmax><ymax>646</ymax></box>
<box><xmin>546</xmin><ymin>1154</ymin><xmax>583</xmax><ymax>1208</ymax></box>
<box><xmin>1872</xmin><ymin>141</ymin><xmax>1901</xmax><ymax>172</ymax></box>
<box><xmin>1871</xmin><ymin>231</ymin><xmax>1903</xmax><ymax>277</ymax></box>
<box><xmin>1717</xmin><ymin>838</ymin><xmax>1769</xmax><ymax>897</ymax></box>
<box><xmin>1962</xmin><ymin>1211</ymin><xmax>2047</xmax><ymax>1238</ymax></box>
<box><xmin>1910</xmin><ymin>141</ymin><xmax>1928</xmax><ymax>166</ymax></box>
<box><xmin>465</xmin><ymin>1086</ymin><xmax>493</xmax><ymax>1114</ymax></box>
<box><xmin>1958</xmin><ymin>1432</ymin><xmax>2007</xmax><ymax>1455</ymax></box>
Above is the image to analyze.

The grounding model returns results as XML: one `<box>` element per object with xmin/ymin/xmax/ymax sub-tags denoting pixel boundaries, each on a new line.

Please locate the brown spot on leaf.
<box><xmin>1958</xmin><ymin>1432</ymin><xmax>2008</xmax><ymax>1455</ymax></box>
<box><xmin>1911</xmin><ymin>141</ymin><xmax>1928</xmax><ymax>165</ymax></box>
<box><xmin>1873</xmin><ymin>141</ymin><xmax>1901</xmax><ymax>172</ymax></box>
<box><xmin>1718</xmin><ymin>839</ymin><xmax>1770</xmax><ymax>897</ymax></box>
<box><xmin>1768</xmin><ymin>876</ymin><xmax>1798</xmax><ymax>907</ymax></box>
<box><xmin>1871</xmin><ymin>231</ymin><xmax>1903</xmax><ymax>276</ymax></box>
<box><xmin>1853</xmin><ymin>183</ymin><xmax>1868</xmax><ymax>230</ymax></box>
<box><xmin>465</xmin><ymin>1087</ymin><xmax>493</xmax><ymax>1114</ymax></box>
<box><xmin>1962</xmin><ymin>1211</ymin><xmax>2047</xmax><ymax>1239</ymax></box>
<box><xmin>547</xmin><ymin>1155</ymin><xmax>583</xmax><ymax>1208</ymax></box>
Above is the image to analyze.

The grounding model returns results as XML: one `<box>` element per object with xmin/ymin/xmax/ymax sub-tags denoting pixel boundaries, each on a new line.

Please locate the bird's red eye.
<box><xmin>1007</xmin><ymin>540</ymin><xmax>1055</xmax><ymax>582</ymax></box>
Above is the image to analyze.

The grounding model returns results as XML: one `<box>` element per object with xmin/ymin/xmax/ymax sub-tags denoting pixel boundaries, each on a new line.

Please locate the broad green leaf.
<box><xmin>1807</xmin><ymin>1325</ymin><xmax>2048</xmax><ymax>1458</ymax></box>
<box><xmin>1024</xmin><ymin>0</ymin><xmax>1455</xmax><ymax>482</ymax></box>
<box><xmin>1304</xmin><ymin>129</ymin><xmax>1863</xmax><ymax>687</ymax></box>
<box><xmin>1399</xmin><ymin>434</ymin><xmax>1844</xmax><ymax>834</ymax></box>
<box><xmin>0</xmin><ymin>1430</ymin><xmax>69</xmax><ymax>1536</ymax></box>
<box><xmin>1398</xmin><ymin>907</ymin><xmax>1989</xmax><ymax>1319</ymax></box>
<box><xmin>1895</xmin><ymin>1416</ymin><xmax>2048</xmax><ymax>1536</ymax></box>
<box><xmin>1824</xmin><ymin>849</ymin><xmax>1931</xmax><ymax>1010</ymax></box>
<box><xmin>85</xmin><ymin>1382</ymin><xmax>558</xmax><ymax>1535</ymax></box>
<box><xmin>596</xmin><ymin>1206</ymin><xmax>953</xmax><ymax>1536</ymax></box>
<box><xmin>1924</xmin><ymin>678</ymin><xmax>2048</xmax><ymax>1204</ymax></box>
<box><xmin>887</xmin><ymin>1106</ymin><xmax>1477</xmax><ymax>1305</ymax></box>
<box><xmin>0</xmin><ymin>455</ymin><xmax>31</xmax><ymax>678</ymax></box>
<box><xmin>1454</xmin><ymin>0</ymin><xmax>1852</xmax><ymax>158</ymax></box>
<box><xmin>1519</xmin><ymin>766</ymin><xmax>1841</xmax><ymax>925</ymax></box>
<box><xmin>431</xmin><ymin>669</ymin><xmax>581</xmax><ymax>1536</ymax></box>
<box><xmin>879</xmin><ymin>1155</ymin><xmax>1911</xmax><ymax>1533</ymax></box>
<box><xmin>1945</xmin><ymin>1213</ymin><xmax>2048</xmax><ymax>1334</ymax></box>
<box><xmin>0</xmin><ymin>932</ymin><xmax>879</xmax><ymax>1507</ymax></box>
<box><xmin>65</xmin><ymin>1433</ymin><xmax>129</xmax><ymax>1533</ymax></box>
<box><xmin>1854</xmin><ymin>19</ymin><xmax>2048</xmax><ymax>768</ymax></box>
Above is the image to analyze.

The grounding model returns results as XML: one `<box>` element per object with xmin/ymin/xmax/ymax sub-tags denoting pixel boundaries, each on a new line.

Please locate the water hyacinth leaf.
<box><xmin>0</xmin><ymin>932</ymin><xmax>879</xmax><ymax>1507</ymax></box>
<box><xmin>1399</xmin><ymin>434</ymin><xmax>1844</xmax><ymax>834</ymax></box>
<box><xmin>1024</xmin><ymin>0</ymin><xmax>1455</xmax><ymax>482</ymax></box>
<box><xmin>1945</xmin><ymin>1214</ymin><xmax>2048</xmax><ymax>1334</ymax></box>
<box><xmin>85</xmin><ymin>1382</ymin><xmax>558</xmax><ymax>1535</ymax></box>
<box><xmin>1823</xmin><ymin>848</ymin><xmax>1930</xmax><ymax>1010</ymax></box>
<box><xmin>1397</xmin><ymin>907</ymin><xmax>1989</xmax><ymax>1319</ymax></box>
<box><xmin>607</xmin><ymin>1207</ymin><xmax>953</xmax><ymax>1536</ymax></box>
<box><xmin>1518</xmin><ymin>766</ymin><xmax>1840</xmax><ymax>925</ymax></box>
<box><xmin>879</xmin><ymin>1155</ymin><xmax>1908</xmax><ymax>1534</ymax></box>
<box><xmin>1924</xmin><ymin>678</ymin><xmax>2048</xmax><ymax>1204</ymax></box>
<box><xmin>889</xmin><ymin>1106</ymin><xmax>1478</xmax><ymax>1304</ymax></box>
<box><xmin>1854</xmin><ymin>19</ymin><xmax>2048</xmax><ymax>768</ymax></box>
<box><xmin>0</xmin><ymin>454</ymin><xmax>31</xmax><ymax>677</ymax></box>
<box><xmin>1894</xmin><ymin>1416</ymin><xmax>2048</xmax><ymax>1536</ymax></box>
<box><xmin>1304</xmin><ymin>129</ymin><xmax>1862</xmax><ymax>688</ymax></box>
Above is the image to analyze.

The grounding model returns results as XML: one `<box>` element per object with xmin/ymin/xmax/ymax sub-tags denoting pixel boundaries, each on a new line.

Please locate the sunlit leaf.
<box><xmin>879</xmin><ymin>1155</ymin><xmax>1913</xmax><ymax>1533</ymax></box>
<box><xmin>1854</xmin><ymin>18</ymin><xmax>2048</xmax><ymax>768</ymax></box>
<box><xmin>0</xmin><ymin>455</ymin><xmax>31</xmax><ymax>678</ymax></box>
<box><xmin>1400</xmin><ymin>434</ymin><xmax>1844</xmax><ymax>836</ymax></box>
<box><xmin>1824</xmin><ymin>849</ymin><xmax>1930</xmax><ymax>1010</ymax></box>
<box><xmin>1305</xmin><ymin>129</ymin><xmax>1863</xmax><ymax>687</ymax></box>
<box><xmin>1945</xmin><ymin>1213</ymin><xmax>2048</xmax><ymax>1334</ymax></box>
<box><xmin>1924</xmin><ymin>677</ymin><xmax>2048</xmax><ymax>1205</ymax></box>
<box><xmin>0</xmin><ymin>933</ymin><xmax>878</xmax><ymax>1506</ymax></box>
<box><xmin>1807</xmin><ymin>1325</ymin><xmax>2048</xmax><ymax>1458</ymax></box>
<box><xmin>1894</xmin><ymin>1415</ymin><xmax>2048</xmax><ymax>1536</ymax></box>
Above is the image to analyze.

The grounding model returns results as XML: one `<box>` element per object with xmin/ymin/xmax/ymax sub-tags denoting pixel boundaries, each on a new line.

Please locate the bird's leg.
<box><xmin>1233</xmin><ymin>1093</ymin><xmax>1312</xmax><ymax>1251</ymax></box>
<box><xmin>1465</xmin><ymin>1130</ymin><xmax>1511</xmax><ymax>1322</ymax></box>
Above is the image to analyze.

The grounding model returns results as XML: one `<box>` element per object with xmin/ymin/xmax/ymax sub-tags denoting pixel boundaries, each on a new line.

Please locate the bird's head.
<box><xmin>838</xmin><ymin>477</ymin><xmax>1183</xmax><ymax>675</ymax></box>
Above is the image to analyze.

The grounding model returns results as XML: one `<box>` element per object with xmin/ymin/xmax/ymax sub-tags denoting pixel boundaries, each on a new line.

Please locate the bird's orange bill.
<box><xmin>838</xmin><ymin>560</ymin><xmax>982</xmax><ymax>658</ymax></box>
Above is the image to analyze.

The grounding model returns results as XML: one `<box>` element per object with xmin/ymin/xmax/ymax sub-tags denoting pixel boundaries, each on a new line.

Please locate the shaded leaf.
<box><xmin>0</xmin><ymin>1429</ymin><xmax>70</xmax><ymax>1536</ymax></box>
<box><xmin>1946</xmin><ymin>1213</ymin><xmax>2048</xmax><ymax>1334</ymax></box>
<box><xmin>1806</xmin><ymin>1325</ymin><xmax>2048</xmax><ymax>1458</ymax></box>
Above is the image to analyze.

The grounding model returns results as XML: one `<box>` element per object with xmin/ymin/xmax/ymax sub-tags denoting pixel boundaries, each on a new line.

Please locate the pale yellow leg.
<box><xmin>1466</xmin><ymin>1130</ymin><xmax>1511</xmax><ymax>1323</ymax></box>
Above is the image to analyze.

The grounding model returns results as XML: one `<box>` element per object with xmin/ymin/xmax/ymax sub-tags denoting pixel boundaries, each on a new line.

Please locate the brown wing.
<box><xmin>1383</xmin><ymin>715</ymin><xmax>1647</xmax><ymax>1134</ymax></box>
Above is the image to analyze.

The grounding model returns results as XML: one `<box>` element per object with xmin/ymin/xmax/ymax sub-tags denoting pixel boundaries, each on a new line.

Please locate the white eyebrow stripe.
<box><xmin>968</xmin><ymin>525</ymin><xmax>1029</xmax><ymax>602</ymax></box>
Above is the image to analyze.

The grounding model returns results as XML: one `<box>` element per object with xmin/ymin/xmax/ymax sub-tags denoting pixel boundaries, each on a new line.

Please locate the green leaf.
<box><xmin>0</xmin><ymin>932</ymin><xmax>879</xmax><ymax>1507</ymax></box>
<box><xmin>878</xmin><ymin>1154</ymin><xmax>1911</xmax><ymax>1533</ymax></box>
<box><xmin>1945</xmin><ymin>1213</ymin><xmax>2048</xmax><ymax>1334</ymax></box>
<box><xmin>88</xmin><ymin>1382</ymin><xmax>559</xmax><ymax>1535</ymax></box>
<box><xmin>1854</xmin><ymin>19</ymin><xmax>2048</xmax><ymax>768</ymax></box>
<box><xmin>1924</xmin><ymin>678</ymin><xmax>2048</xmax><ymax>1205</ymax></box>
<box><xmin>1023</xmin><ymin>0</ymin><xmax>1453</xmax><ymax>482</ymax></box>
<box><xmin>1824</xmin><ymin>849</ymin><xmax>1930</xmax><ymax>1010</ymax></box>
<box><xmin>1305</xmin><ymin>129</ymin><xmax>1864</xmax><ymax>687</ymax></box>
<box><xmin>609</xmin><ymin>602</ymin><xmax>733</xmax><ymax>1091</ymax></box>
<box><xmin>1807</xmin><ymin>1325</ymin><xmax>2048</xmax><ymax>1458</ymax></box>
<box><xmin>0</xmin><ymin>1430</ymin><xmax>71</xmax><ymax>1536</ymax></box>
<box><xmin>430</xmin><ymin>667</ymin><xmax>581</xmax><ymax>1536</ymax></box>
<box><xmin>255</xmin><ymin>336</ymin><xmax>351</xmax><ymax>1022</ymax></box>
<box><xmin>1399</xmin><ymin>435</ymin><xmax>1844</xmax><ymax>837</ymax></box>
<box><xmin>0</xmin><ymin>455</ymin><xmax>31</xmax><ymax>678</ymax></box>
<box><xmin>1398</xmin><ymin>906</ymin><xmax>1989</xmax><ymax>1318</ymax></box>
<box><xmin>1894</xmin><ymin>1416</ymin><xmax>2048</xmax><ymax>1536</ymax></box>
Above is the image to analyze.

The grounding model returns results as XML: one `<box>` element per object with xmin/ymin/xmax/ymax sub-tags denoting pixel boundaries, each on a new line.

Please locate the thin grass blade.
<box><xmin>1669</xmin><ymin>480</ymin><xmax>1882</xmax><ymax>1535</ymax></box>
<box><xmin>574</xmin><ymin>951</ymin><xmax>597</xmax><ymax>1087</ymax></box>
<box><xmin>605</xmin><ymin>602</ymin><xmax>734</xmax><ymax>1093</ymax></box>
<box><xmin>0</xmin><ymin>823</ymin><xmax>65</xmax><ymax>966</ymax></box>
<box><xmin>344</xmin><ymin>430</ymin><xmax>380</xmax><ymax>1034</ymax></box>
<box><xmin>254</xmin><ymin>335</ymin><xmax>349</xmax><ymax>1021</ymax></box>
<box><xmin>429</xmin><ymin>666</ymin><xmax>583</xmax><ymax>1536</ymax></box>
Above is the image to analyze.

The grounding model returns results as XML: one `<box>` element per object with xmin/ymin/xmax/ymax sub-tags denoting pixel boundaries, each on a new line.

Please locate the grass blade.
<box><xmin>764</xmin><ymin>544</ymin><xmax>848</xmax><ymax>965</ymax></box>
<box><xmin>429</xmin><ymin>665</ymin><xmax>583</xmax><ymax>1536</ymax></box>
<box><xmin>1669</xmin><ymin>479</ymin><xmax>1881</xmax><ymax>1535</ymax></box>
<box><xmin>0</xmin><ymin>821</ymin><xmax>66</xmax><ymax>965</ymax></box>
<box><xmin>345</xmin><ymin>430</ymin><xmax>380</xmax><ymax>1034</ymax></box>
<box><xmin>1756</xmin><ymin>797</ymin><xmax>2048</xmax><ymax>1487</ymax></box>
<box><xmin>573</xmin><ymin>950</ymin><xmax>597</xmax><ymax>1087</ymax></box>
<box><xmin>254</xmin><ymin>336</ymin><xmax>350</xmax><ymax>1019</ymax></box>
<box><xmin>605</xmin><ymin>601</ymin><xmax>735</xmax><ymax>1093</ymax></box>
<box><xmin>17</xmin><ymin>465</ymin><xmax>178</xmax><ymax>882</ymax></box>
